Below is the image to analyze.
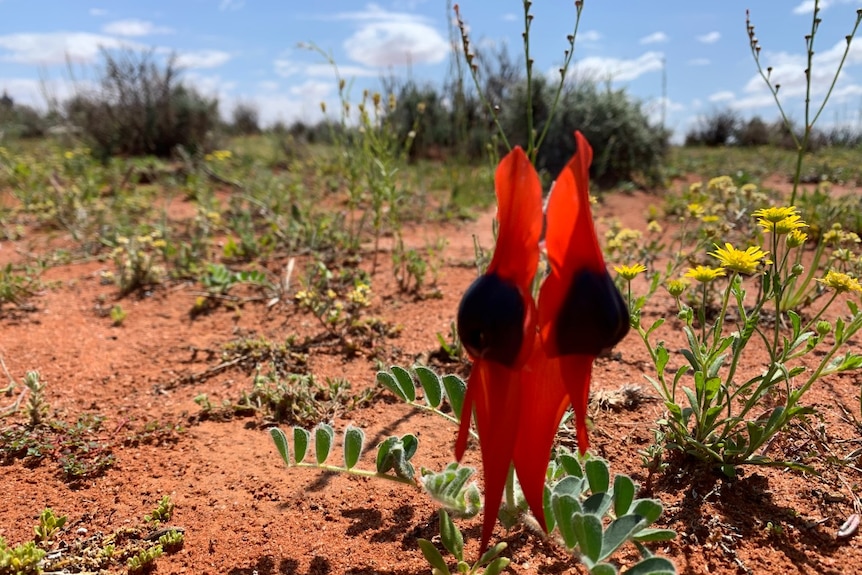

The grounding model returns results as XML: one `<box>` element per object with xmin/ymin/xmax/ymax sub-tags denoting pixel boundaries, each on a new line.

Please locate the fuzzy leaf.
<box><xmin>631</xmin><ymin>499</ymin><xmax>663</xmax><ymax>526</ymax></box>
<box><xmin>573</xmin><ymin>513</ymin><xmax>603</xmax><ymax>564</ymax></box>
<box><xmin>414</xmin><ymin>366</ymin><xmax>443</xmax><ymax>408</ymax></box>
<box><xmin>417</xmin><ymin>539</ymin><xmax>450</xmax><ymax>575</ymax></box>
<box><xmin>482</xmin><ymin>557</ymin><xmax>511</xmax><ymax>575</ymax></box>
<box><xmin>314</xmin><ymin>423</ymin><xmax>335</xmax><ymax>464</ymax></box>
<box><xmin>343</xmin><ymin>425</ymin><xmax>365</xmax><ymax>470</ymax></box>
<box><xmin>441</xmin><ymin>374</ymin><xmax>467</xmax><ymax>421</ymax></box>
<box><xmin>632</xmin><ymin>528</ymin><xmax>677</xmax><ymax>542</ymax></box>
<box><xmin>585</xmin><ymin>459</ymin><xmax>610</xmax><ymax>494</ymax></box>
<box><xmin>438</xmin><ymin>510</ymin><xmax>463</xmax><ymax>561</ymax></box>
<box><xmin>600</xmin><ymin>515</ymin><xmax>646</xmax><ymax>561</ymax></box>
<box><xmin>293</xmin><ymin>427</ymin><xmax>310</xmax><ymax>464</ymax></box>
<box><xmin>377</xmin><ymin>371</ymin><xmax>408</xmax><ymax>402</ymax></box>
<box><xmin>270</xmin><ymin>427</ymin><xmax>289</xmax><ymax>466</ymax></box>
<box><xmin>590</xmin><ymin>563</ymin><xmax>618</xmax><ymax>575</ymax></box>
<box><xmin>621</xmin><ymin>557</ymin><xmax>676</xmax><ymax>575</ymax></box>
<box><xmin>390</xmin><ymin>365</ymin><xmax>417</xmax><ymax>402</ymax></box>
<box><xmin>552</xmin><ymin>494</ymin><xmax>582</xmax><ymax>548</ymax></box>
<box><xmin>613</xmin><ymin>474</ymin><xmax>636</xmax><ymax>517</ymax></box>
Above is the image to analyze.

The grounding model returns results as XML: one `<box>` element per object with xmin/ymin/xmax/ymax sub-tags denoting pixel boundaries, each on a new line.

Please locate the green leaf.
<box><xmin>343</xmin><ymin>425</ymin><xmax>365</xmax><ymax>470</ymax></box>
<box><xmin>590</xmin><ymin>563</ymin><xmax>618</xmax><ymax>575</ymax></box>
<box><xmin>573</xmin><ymin>513</ymin><xmax>603</xmax><ymax>564</ymax></box>
<box><xmin>269</xmin><ymin>427</ymin><xmax>289</xmax><ymax>466</ymax></box>
<box><xmin>477</xmin><ymin>542</ymin><xmax>508</xmax><ymax>567</ymax></box>
<box><xmin>390</xmin><ymin>365</ymin><xmax>417</xmax><ymax>402</ymax></box>
<box><xmin>377</xmin><ymin>371</ymin><xmax>407</xmax><ymax>402</ymax></box>
<box><xmin>420</xmin><ymin>464</ymin><xmax>480</xmax><ymax>517</ymax></box>
<box><xmin>417</xmin><ymin>539</ymin><xmax>450</xmax><ymax>575</ymax></box>
<box><xmin>613</xmin><ymin>475</ymin><xmax>636</xmax><ymax>517</ymax></box>
<box><xmin>583</xmin><ymin>492</ymin><xmax>613</xmax><ymax>517</ymax></box>
<box><xmin>632</xmin><ymin>528</ymin><xmax>677</xmax><ymax>542</ymax></box>
<box><xmin>553</xmin><ymin>476</ymin><xmax>585</xmax><ymax>498</ymax></box>
<box><xmin>621</xmin><ymin>556</ymin><xmax>676</xmax><ymax>575</ymax></box>
<box><xmin>438</xmin><ymin>510</ymin><xmax>463</xmax><ymax>561</ymax></box>
<box><xmin>559</xmin><ymin>453</ymin><xmax>584</xmax><ymax>478</ymax></box>
<box><xmin>631</xmin><ymin>499</ymin><xmax>663</xmax><ymax>526</ymax></box>
<box><xmin>314</xmin><ymin>423</ymin><xmax>335</xmax><ymax>464</ymax></box>
<box><xmin>552</xmin><ymin>494</ymin><xmax>581</xmax><ymax>548</ymax></box>
<box><xmin>293</xmin><ymin>427</ymin><xmax>310</xmax><ymax>464</ymax></box>
<box><xmin>414</xmin><ymin>366</ymin><xmax>443</xmax><ymax>408</ymax></box>
<box><xmin>585</xmin><ymin>459</ymin><xmax>610</xmax><ymax>494</ymax></box>
<box><xmin>376</xmin><ymin>437</ymin><xmax>398</xmax><ymax>473</ymax></box>
<box><xmin>441</xmin><ymin>374</ymin><xmax>467</xmax><ymax>421</ymax></box>
<box><xmin>482</xmin><ymin>557</ymin><xmax>511</xmax><ymax>575</ymax></box>
<box><xmin>600</xmin><ymin>514</ymin><xmax>646</xmax><ymax>561</ymax></box>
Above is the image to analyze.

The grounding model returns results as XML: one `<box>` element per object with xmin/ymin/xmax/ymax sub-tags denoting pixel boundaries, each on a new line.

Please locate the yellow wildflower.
<box><xmin>665</xmin><ymin>278</ymin><xmax>690</xmax><ymax>298</ymax></box>
<box><xmin>753</xmin><ymin>206</ymin><xmax>798</xmax><ymax>224</ymax></box>
<box><xmin>647</xmin><ymin>220</ymin><xmax>663</xmax><ymax>234</ymax></box>
<box><xmin>786</xmin><ymin>229</ymin><xmax>808</xmax><ymax>249</ymax></box>
<box><xmin>689</xmin><ymin>182</ymin><xmax>703</xmax><ymax>194</ymax></box>
<box><xmin>709</xmin><ymin>243</ymin><xmax>769</xmax><ymax>275</ymax></box>
<box><xmin>684</xmin><ymin>265</ymin><xmax>726</xmax><ymax>283</ymax></box>
<box><xmin>614</xmin><ymin>263</ymin><xmax>648</xmax><ymax>280</ymax></box>
<box><xmin>773</xmin><ymin>214</ymin><xmax>807</xmax><ymax>235</ymax></box>
<box><xmin>64</xmin><ymin>150</ymin><xmax>75</xmax><ymax>160</ymax></box>
<box><xmin>701</xmin><ymin>215</ymin><xmax>720</xmax><ymax>224</ymax></box>
<box><xmin>817</xmin><ymin>270</ymin><xmax>862</xmax><ymax>293</ymax></box>
<box><xmin>687</xmin><ymin>203</ymin><xmax>705</xmax><ymax>218</ymax></box>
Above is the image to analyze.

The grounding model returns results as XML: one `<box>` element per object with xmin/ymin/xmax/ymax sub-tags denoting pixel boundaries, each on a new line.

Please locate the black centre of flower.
<box><xmin>457</xmin><ymin>273</ymin><xmax>525</xmax><ymax>367</ymax></box>
<box><xmin>555</xmin><ymin>269</ymin><xmax>629</xmax><ymax>355</ymax></box>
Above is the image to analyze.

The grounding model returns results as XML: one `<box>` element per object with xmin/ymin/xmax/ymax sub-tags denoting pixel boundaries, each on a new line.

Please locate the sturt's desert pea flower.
<box><xmin>456</xmin><ymin>131</ymin><xmax>629</xmax><ymax>551</ymax></box>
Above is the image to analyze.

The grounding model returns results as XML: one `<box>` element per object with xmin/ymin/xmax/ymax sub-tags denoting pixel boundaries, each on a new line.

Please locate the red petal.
<box><xmin>513</xmin><ymin>345</ymin><xmax>569</xmax><ymax>531</ymax></box>
<box><xmin>539</xmin><ymin>131</ymin><xmax>605</xmax><ymax>356</ymax></box>
<box><xmin>467</xmin><ymin>360</ymin><xmax>523</xmax><ymax>552</ymax></box>
<box><xmin>488</xmin><ymin>146</ymin><xmax>543</xmax><ymax>291</ymax></box>
<box><xmin>558</xmin><ymin>354</ymin><xmax>594</xmax><ymax>455</ymax></box>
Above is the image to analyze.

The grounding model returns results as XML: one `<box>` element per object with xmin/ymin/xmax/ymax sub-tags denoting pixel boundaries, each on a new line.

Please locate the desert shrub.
<box><xmin>230</xmin><ymin>101</ymin><xmax>261</xmax><ymax>135</ymax></box>
<box><xmin>684</xmin><ymin>108</ymin><xmax>739</xmax><ymax>146</ymax></box>
<box><xmin>0</xmin><ymin>93</ymin><xmax>48</xmax><ymax>139</ymax></box>
<box><xmin>66</xmin><ymin>49</ymin><xmax>219</xmax><ymax>159</ymax></box>
<box><xmin>501</xmin><ymin>75</ymin><xmax>669</xmax><ymax>187</ymax></box>
<box><xmin>734</xmin><ymin>115</ymin><xmax>770</xmax><ymax>146</ymax></box>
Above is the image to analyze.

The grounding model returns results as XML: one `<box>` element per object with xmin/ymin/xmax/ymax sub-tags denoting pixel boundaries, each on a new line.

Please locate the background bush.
<box><xmin>65</xmin><ymin>49</ymin><xmax>220</xmax><ymax>159</ymax></box>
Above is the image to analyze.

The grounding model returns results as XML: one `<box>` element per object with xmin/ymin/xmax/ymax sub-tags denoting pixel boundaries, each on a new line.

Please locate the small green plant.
<box><xmin>109</xmin><ymin>231</ymin><xmax>167</xmax><ymax>296</ymax></box>
<box><xmin>418</xmin><ymin>510</ymin><xmax>509</xmax><ymax>575</ymax></box>
<box><xmin>23</xmin><ymin>371</ymin><xmax>47</xmax><ymax>428</ymax></box>
<box><xmin>0</xmin><ymin>537</ymin><xmax>45</xmax><ymax>575</ymax></box>
<box><xmin>625</xmin><ymin>205</ymin><xmax>862</xmax><ymax>475</ymax></box>
<box><xmin>126</xmin><ymin>544</ymin><xmax>163</xmax><ymax>575</ymax></box>
<box><xmin>145</xmin><ymin>496</ymin><xmax>174</xmax><ymax>526</ymax></box>
<box><xmin>157</xmin><ymin>530</ymin><xmax>184</xmax><ymax>553</ymax></box>
<box><xmin>0</xmin><ymin>263</ymin><xmax>39</xmax><ymax>310</ymax></box>
<box><xmin>110</xmin><ymin>304</ymin><xmax>127</xmax><ymax>326</ymax></box>
<box><xmin>34</xmin><ymin>508</ymin><xmax>67</xmax><ymax>545</ymax></box>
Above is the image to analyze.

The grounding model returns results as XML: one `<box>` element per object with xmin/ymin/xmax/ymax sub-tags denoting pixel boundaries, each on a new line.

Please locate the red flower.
<box><xmin>456</xmin><ymin>131</ymin><xmax>629</xmax><ymax>551</ymax></box>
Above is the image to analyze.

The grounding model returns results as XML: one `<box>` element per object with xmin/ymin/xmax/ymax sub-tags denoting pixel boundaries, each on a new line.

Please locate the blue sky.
<box><xmin>2</xmin><ymin>0</ymin><xmax>862</xmax><ymax>141</ymax></box>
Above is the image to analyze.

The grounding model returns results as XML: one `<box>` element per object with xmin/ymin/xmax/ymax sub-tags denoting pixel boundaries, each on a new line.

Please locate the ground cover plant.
<box><xmin>1</xmin><ymin>0</ymin><xmax>862</xmax><ymax>574</ymax></box>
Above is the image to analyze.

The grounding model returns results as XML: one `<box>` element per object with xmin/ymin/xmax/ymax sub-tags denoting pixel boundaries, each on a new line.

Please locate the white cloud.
<box><xmin>501</xmin><ymin>13</ymin><xmax>517</xmax><ymax>22</ymax></box>
<box><xmin>174</xmin><ymin>49</ymin><xmax>231</xmax><ymax>69</ymax></box>
<box><xmin>329</xmin><ymin>5</ymin><xmax>449</xmax><ymax>67</ymax></box>
<box><xmin>792</xmin><ymin>0</ymin><xmax>853</xmax><ymax>14</ymax></box>
<box><xmin>219</xmin><ymin>0</ymin><xmax>245</xmax><ymax>11</ymax></box>
<box><xmin>0</xmin><ymin>32</ymin><xmax>142</xmax><ymax>65</ymax></box>
<box><xmin>89</xmin><ymin>8</ymin><xmax>107</xmax><ymax>17</ymax></box>
<box><xmin>688</xmin><ymin>58</ymin><xmax>710</xmax><ymax>66</ymax></box>
<box><xmin>183</xmin><ymin>72</ymin><xmax>236</xmax><ymax>96</ymax></box>
<box><xmin>580</xmin><ymin>30</ymin><xmax>602</xmax><ymax>43</ymax></box>
<box><xmin>697</xmin><ymin>31</ymin><xmax>721</xmax><ymax>44</ymax></box>
<box><xmin>640</xmin><ymin>32</ymin><xmax>668</xmax><ymax>45</ymax></box>
<box><xmin>273</xmin><ymin>58</ymin><xmax>378</xmax><ymax>80</ymax></box>
<box><xmin>574</xmin><ymin>51</ymin><xmax>664</xmax><ymax>82</ymax></box>
<box><xmin>708</xmin><ymin>90</ymin><xmax>735</xmax><ymax>102</ymax></box>
<box><xmin>102</xmin><ymin>19</ymin><xmax>174</xmax><ymax>37</ymax></box>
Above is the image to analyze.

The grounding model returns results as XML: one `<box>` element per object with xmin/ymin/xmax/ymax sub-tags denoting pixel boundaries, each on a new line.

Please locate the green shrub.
<box><xmin>66</xmin><ymin>49</ymin><xmax>219</xmax><ymax>159</ymax></box>
<box><xmin>502</xmin><ymin>76</ymin><xmax>669</xmax><ymax>187</ymax></box>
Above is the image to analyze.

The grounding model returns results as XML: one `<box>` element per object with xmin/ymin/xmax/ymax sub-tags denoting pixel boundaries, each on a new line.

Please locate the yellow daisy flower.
<box><xmin>709</xmin><ymin>243</ymin><xmax>769</xmax><ymax>275</ymax></box>
<box><xmin>684</xmin><ymin>265</ymin><xmax>726</xmax><ymax>283</ymax></box>
<box><xmin>752</xmin><ymin>206</ymin><xmax>798</xmax><ymax>224</ymax></box>
<box><xmin>665</xmin><ymin>278</ymin><xmax>690</xmax><ymax>298</ymax></box>
<box><xmin>817</xmin><ymin>270</ymin><xmax>862</xmax><ymax>294</ymax></box>
<box><xmin>614</xmin><ymin>263</ymin><xmax>648</xmax><ymax>280</ymax></box>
